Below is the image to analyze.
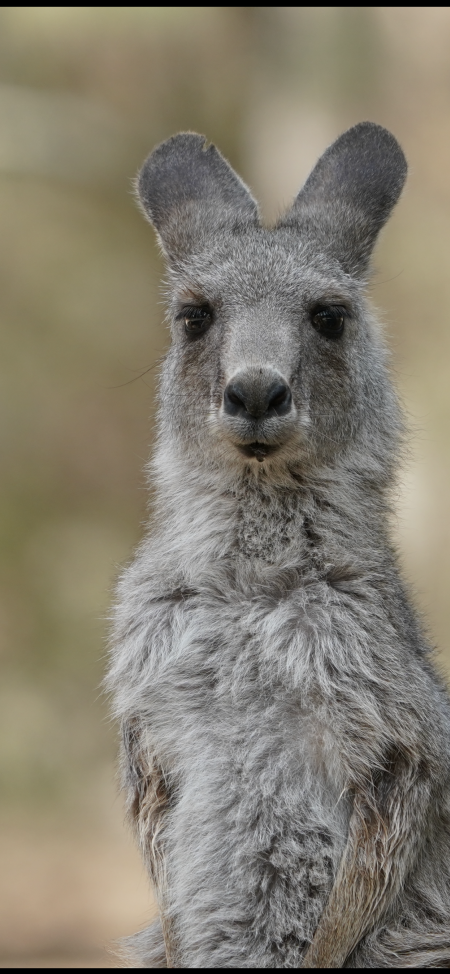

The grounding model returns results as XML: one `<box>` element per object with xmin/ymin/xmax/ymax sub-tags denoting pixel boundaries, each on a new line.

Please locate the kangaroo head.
<box><xmin>137</xmin><ymin>124</ymin><xmax>406</xmax><ymax>483</ymax></box>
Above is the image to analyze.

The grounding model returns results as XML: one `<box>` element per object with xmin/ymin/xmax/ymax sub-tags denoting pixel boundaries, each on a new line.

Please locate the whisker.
<box><xmin>109</xmin><ymin>356</ymin><xmax>166</xmax><ymax>389</ymax></box>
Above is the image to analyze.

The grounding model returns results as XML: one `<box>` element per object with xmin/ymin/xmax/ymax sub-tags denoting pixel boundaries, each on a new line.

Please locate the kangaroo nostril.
<box><xmin>224</xmin><ymin>384</ymin><xmax>247</xmax><ymax>416</ymax></box>
<box><xmin>225</xmin><ymin>387</ymin><xmax>245</xmax><ymax>409</ymax></box>
<box><xmin>268</xmin><ymin>382</ymin><xmax>292</xmax><ymax>414</ymax></box>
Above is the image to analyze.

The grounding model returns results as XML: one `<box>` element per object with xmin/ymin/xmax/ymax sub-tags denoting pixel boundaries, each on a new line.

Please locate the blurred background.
<box><xmin>1</xmin><ymin>6</ymin><xmax>450</xmax><ymax>968</ymax></box>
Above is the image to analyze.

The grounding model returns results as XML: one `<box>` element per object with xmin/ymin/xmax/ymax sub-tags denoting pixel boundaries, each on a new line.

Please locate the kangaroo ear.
<box><xmin>137</xmin><ymin>133</ymin><xmax>259</xmax><ymax>261</ymax></box>
<box><xmin>280</xmin><ymin>122</ymin><xmax>407</xmax><ymax>277</ymax></box>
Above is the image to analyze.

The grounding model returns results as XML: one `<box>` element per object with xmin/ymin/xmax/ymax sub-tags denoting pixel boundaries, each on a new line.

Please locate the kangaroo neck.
<box><xmin>151</xmin><ymin>444</ymin><xmax>391</xmax><ymax>584</ymax></box>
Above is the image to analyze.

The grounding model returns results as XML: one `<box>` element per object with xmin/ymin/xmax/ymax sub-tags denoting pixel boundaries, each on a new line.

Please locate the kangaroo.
<box><xmin>107</xmin><ymin>123</ymin><xmax>450</xmax><ymax>968</ymax></box>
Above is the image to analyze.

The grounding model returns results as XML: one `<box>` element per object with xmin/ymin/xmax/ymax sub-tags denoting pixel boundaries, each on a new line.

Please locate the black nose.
<box><xmin>223</xmin><ymin>375</ymin><xmax>292</xmax><ymax>420</ymax></box>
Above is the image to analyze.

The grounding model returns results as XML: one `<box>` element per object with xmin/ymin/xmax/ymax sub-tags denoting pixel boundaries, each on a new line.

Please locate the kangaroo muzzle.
<box><xmin>221</xmin><ymin>368</ymin><xmax>294</xmax><ymax>462</ymax></box>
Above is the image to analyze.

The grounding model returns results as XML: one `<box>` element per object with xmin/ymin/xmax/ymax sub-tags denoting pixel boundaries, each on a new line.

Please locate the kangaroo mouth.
<box><xmin>237</xmin><ymin>442</ymin><xmax>277</xmax><ymax>463</ymax></box>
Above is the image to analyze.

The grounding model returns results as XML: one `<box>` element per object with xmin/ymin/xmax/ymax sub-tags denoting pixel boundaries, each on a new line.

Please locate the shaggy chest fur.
<box><xmin>141</xmin><ymin>583</ymin><xmax>351</xmax><ymax>966</ymax></box>
<box><xmin>144</xmin><ymin>582</ymin><xmax>350</xmax><ymax>794</ymax></box>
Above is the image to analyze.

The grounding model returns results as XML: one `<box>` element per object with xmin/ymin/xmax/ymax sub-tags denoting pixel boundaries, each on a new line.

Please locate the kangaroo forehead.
<box><xmin>176</xmin><ymin>228</ymin><xmax>356</xmax><ymax>303</ymax></box>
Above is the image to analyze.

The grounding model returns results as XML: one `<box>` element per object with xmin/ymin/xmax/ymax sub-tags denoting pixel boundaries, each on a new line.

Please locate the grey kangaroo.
<box><xmin>107</xmin><ymin>123</ymin><xmax>450</xmax><ymax>967</ymax></box>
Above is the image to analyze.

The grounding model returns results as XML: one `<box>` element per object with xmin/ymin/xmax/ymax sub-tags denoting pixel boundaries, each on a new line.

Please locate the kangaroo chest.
<box><xmin>138</xmin><ymin>588</ymin><xmax>352</xmax><ymax>962</ymax></box>
<box><xmin>143</xmin><ymin>586</ymin><xmax>352</xmax><ymax>825</ymax></box>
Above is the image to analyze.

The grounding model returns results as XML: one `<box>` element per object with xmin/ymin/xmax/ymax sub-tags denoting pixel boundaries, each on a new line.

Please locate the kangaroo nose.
<box><xmin>223</xmin><ymin>373</ymin><xmax>292</xmax><ymax>420</ymax></box>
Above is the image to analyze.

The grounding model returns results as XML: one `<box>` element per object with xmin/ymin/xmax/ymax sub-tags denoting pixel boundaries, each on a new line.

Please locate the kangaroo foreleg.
<box><xmin>122</xmin><ymin>718</ymin><xmax>176</xmax><ymax>968</ymax></box>
<box><xmin>302</xmin><ymin>760</ymin><xmax>431</xmax><ymax>968</ymax></box>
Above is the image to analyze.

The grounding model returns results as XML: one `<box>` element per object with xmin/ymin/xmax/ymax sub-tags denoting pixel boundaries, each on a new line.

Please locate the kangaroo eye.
<box><xmin>180</xmin><ymin>304</ymin><xmax>213</xmax><ymax>337</ymax></box>
<box><xmin>311</xmin><ymin>305</ymin><xmax>346</xmax><ymax>340</ymax></box>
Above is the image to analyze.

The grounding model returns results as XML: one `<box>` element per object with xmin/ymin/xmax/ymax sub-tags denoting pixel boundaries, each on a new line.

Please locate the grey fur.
<box><xmin>107</xmin><ymin>122</ymin><xmax>450</xmax><ymax>968</ymax></box>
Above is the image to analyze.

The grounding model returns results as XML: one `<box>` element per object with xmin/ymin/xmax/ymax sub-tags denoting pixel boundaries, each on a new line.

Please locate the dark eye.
<box><xmin>179</xmin><ymin>304</ymin><xmax>213</xmax><ymax>337</ymax></box>
<box><xmin>311</xmin><ymin>305</ymin><xmax>346</xmax><ymax>340</ymax></box>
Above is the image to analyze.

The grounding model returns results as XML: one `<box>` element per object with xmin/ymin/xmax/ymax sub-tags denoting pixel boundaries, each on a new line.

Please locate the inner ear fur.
<box><xmin>279</xmin><ymin>122</ymin><xmax>407</xmax><ymax>276</ymax></box>
<box><xmin>137</xmin><ymin>133</ymin><xmax>259</xmax><ymax>261</ymax></box>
